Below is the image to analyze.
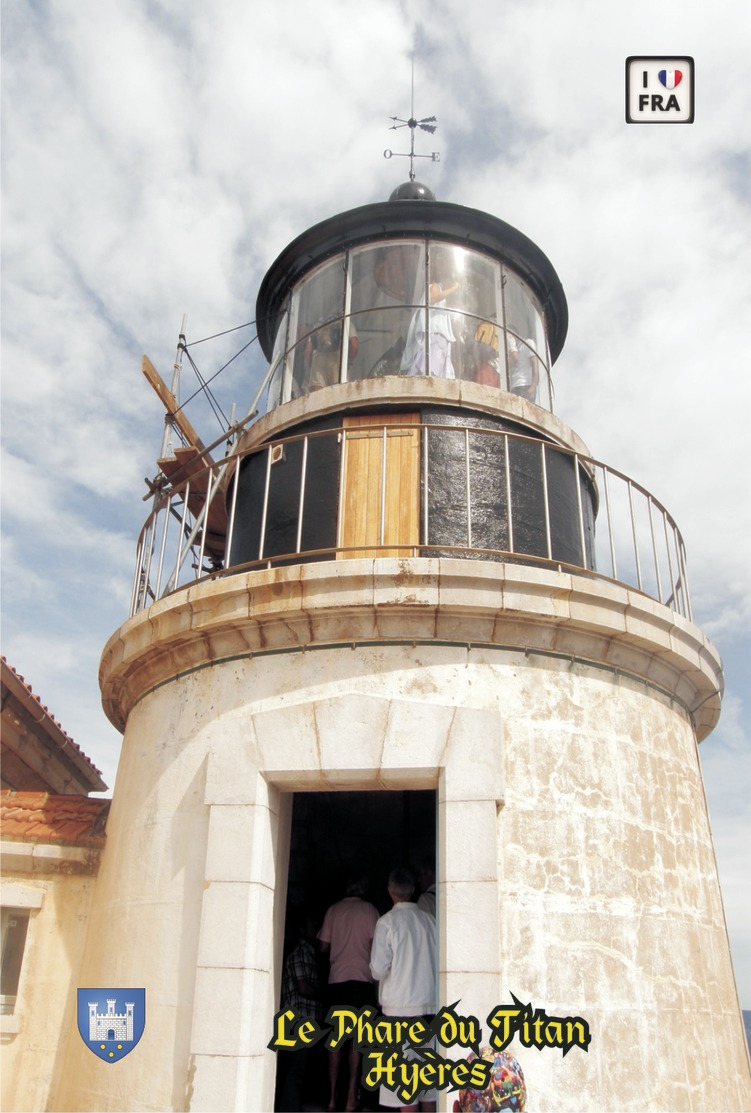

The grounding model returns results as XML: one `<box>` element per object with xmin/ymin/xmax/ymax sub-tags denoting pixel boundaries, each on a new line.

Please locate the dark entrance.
<box><xmin>275</xmin><ymin>789</ymin><xmax>437</xmax><ymax>1111</ymax></box>
<box><xmin>286</xmin><ymin>790</ymin><xmax>436</xmax><ymax>918</ymax></box>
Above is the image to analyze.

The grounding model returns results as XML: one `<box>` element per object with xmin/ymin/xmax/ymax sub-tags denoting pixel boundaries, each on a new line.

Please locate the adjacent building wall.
<box><xmin>1</xmin><ymin>845</ymin><xmax>102</xmax><ymax>1112</ymax></box>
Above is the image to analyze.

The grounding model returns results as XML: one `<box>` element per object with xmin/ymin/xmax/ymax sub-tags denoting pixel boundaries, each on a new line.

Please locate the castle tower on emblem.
<box><xmin>88</xmin><ymin>1000</ymin><xmax>135</xmax><ymax>1042</ymax></box>
<box><xmin>56</xmin><ymin>172</ymin><xmax>751</xmax><ymax>1111</ymax></box>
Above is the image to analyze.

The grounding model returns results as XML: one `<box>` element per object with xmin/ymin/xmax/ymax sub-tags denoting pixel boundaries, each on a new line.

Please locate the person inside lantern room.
<box><xmin>359</xmin><ymin>243</ymin><xmax>422</xmax><ymax>377</ymax></box>
<box><xmin>471</xmin><ymin>320</ymin><xmax>502</xmax><ymax>388</ymax></box>
<box><xmin>401</xmin><ymin>271</ymin><xmax>460</xmax><ymax>379</ymax></box>
<box><xmin>506</xmin><ymin>334</ymin><xmax>539</xmax><ymax>402</ymax></box>
<box><xmin>302</xmin><ymin>317</ymin><xmax>360</xmax><ymax>392</ymax></box>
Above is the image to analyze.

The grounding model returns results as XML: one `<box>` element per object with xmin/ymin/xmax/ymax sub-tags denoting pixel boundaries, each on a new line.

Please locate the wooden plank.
<box><xmin>142</xmin><ymin>355</ymin><xmax>209</xmax><ymax>458</ymax></box>
<box><xmin>340</xmin><ymin>414</ymin><xmax>419</xmax><ymax>558</ymax></box>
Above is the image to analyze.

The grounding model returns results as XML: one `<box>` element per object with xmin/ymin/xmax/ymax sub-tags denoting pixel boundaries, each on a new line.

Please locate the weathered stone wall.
<box><xmin>53</xmin><ymin>560</ymin><xmax>749</xmax><ymax>1111</ymax></box>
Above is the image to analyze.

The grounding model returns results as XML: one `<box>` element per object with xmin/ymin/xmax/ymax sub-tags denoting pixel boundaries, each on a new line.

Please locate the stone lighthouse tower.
<box><xmin>57</xmin><ymin>178</ymin><xmax>750</xmax><ymax>1112</ymax></box>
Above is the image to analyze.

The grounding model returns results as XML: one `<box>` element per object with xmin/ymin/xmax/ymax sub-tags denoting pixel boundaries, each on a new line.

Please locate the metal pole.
<box><xmin>160</xmin><ymin>314</ymin><xmax>188</xmax><ymax>459</ymax></box>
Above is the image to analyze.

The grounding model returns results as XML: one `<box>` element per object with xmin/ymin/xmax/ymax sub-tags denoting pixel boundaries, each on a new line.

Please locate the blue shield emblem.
<box><xmin>77</xmin><ymin>989</ymin><xmax>145</xmax><ymax>1062</ymax></box>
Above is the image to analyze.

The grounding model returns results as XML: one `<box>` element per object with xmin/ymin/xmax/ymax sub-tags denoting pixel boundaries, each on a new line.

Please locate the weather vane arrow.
<box><xmin>383</xmin><ymin>59</ymin><xmax>440</xmax><ymax>180</ymax></box>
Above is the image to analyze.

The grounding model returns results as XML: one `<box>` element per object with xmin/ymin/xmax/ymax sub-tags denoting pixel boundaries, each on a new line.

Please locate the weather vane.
<box><xmin>384</xmin><ymin>58</ymin><xmax>440</xmax><ymax>180</ymax></box>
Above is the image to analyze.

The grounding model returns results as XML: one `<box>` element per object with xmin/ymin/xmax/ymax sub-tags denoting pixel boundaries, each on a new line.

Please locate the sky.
<box><xmin>1</xmin><ymin>0</ymin><xmax>749</xmax><ymax>1008</ymax></box>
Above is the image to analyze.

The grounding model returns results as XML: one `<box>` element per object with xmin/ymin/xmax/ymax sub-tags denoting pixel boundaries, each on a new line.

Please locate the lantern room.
<box><xmin>255</xmin><ymin>185</ymin><xmax>568</xmax><ymax>414</ymax></box>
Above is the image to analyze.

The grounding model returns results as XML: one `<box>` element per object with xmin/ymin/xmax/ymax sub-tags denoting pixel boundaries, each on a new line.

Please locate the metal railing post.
<box><xmin>171</xmin><ymin>481</ymin><xmax>191</xmax><ymax>590</ymax></box>
<box><xmin>647</xmin><ymin>496</ymin><xmax>663</xmax><ymax>604</ymax></box>
<box><xmin>540</xmin><ymin>442</ymin><xmax>552</xmax><ymax>561</ymax></box>
<box><xmin>602</xmin><ymin>468</ymin><xmax>617</xmax><ymax>580</ymax></box>
<box><xmin>196</xmin><ymin>469</ymin><xmax>211</xmax><ymax>576</ymax></box>
<box><xmin>130</xmin><ymin>534</ymin><xmax>145</xmax><ymax>617</ymax></box>
<box><xmin>504</xmin><ymin>434</ymin><xmax>514</xmax><ymax>552</ymax></box>
<box><xmin>153</xmin><ymin>495</ymin><xmax>172</xmax><ymax>600</ymax></box>
<box><xmin>225</xmin><ymin>455</ymin><xmax>241</xmax><ymax>570</ymax></box>
<box><xmin>422</xmin><ymin>424</ymin><xmax>430</xmax><ymax>551</ymax></box>
<box><xmin>336</xmin><ymin>429</ymin><xmax>346</xmax><ymax>554</ymax></box>
<box><xmin>296</xmin><ymin>436</ymin><xmax>309</xmax><ymax>554</ymax></box>
<box><xmin>627</xmin><ymin>479</ymin><xmax>643</xmax><ymax>591</ymax></box>
<box><xmin>380</xmin><ymin>425</ymin><xmax>387</xmax><ymax>547</ymax></box>
<box><xmin>574</xmin><ymin>454</ymin><xmax>587</xmax><ymax>568</ymax></box>
<box><xmin>465</xmin><ymin>427</ymin><xmax>472</xmax><ymax>549</ymax></box>
<box><xmin>259</xmin><ymin>446</ymin><xmax>273</xmax><ymax>560</ymax></box>
<box><xmin>662</xmin><ymin>510</ymin><xmax>677</xmax><ymax>610</ymax></box>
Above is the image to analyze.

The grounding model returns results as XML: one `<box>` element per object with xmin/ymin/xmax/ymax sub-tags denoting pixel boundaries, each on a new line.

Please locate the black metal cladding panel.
<box><xmin>545</xmin><ymin>445</ymin><xmax>597</xmax><ymax>567</ymax></box>
<box><xmin>228</xmin><ymin>407</ymin><xmax>595</xmax><ymax>571</ymax></box>
<box><xmin>422</xmin><ymin>410</ymin><xmax>596</xmax><ymax>567</ymax></box>
<box><xmin>256</xmin><ymin>200</ymin><xmax>568</xmax><ymax>363</ymax></box>
<box><xmin>229</xmin><ymin>416</ymin><xmax>340</xmax><ymax>567</ymax></box>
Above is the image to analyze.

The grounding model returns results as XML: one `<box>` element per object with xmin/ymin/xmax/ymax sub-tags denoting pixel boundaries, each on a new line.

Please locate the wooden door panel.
<box><xmin>340</xmin><ymin>413</ymin><xmax>420</xmax><ymax>558</ymax></box>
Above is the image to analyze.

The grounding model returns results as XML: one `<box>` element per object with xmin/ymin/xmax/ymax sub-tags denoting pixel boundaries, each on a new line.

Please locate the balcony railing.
<box><xmin>130</xmin><ymin>423</ymin><xmax>692</xmax><ymax>622</ymax></box>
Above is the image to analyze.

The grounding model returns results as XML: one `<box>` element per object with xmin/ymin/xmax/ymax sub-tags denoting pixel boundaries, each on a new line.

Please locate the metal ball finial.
<box><xmin>389</xmin><ymin>181</ymin><xmax>436</xmax><ymax>202</ymax></box>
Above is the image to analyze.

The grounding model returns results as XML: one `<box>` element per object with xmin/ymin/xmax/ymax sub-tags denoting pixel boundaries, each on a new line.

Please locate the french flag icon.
<box><xmin>659</xmin><ymin>69</ymin><xmax>683</xmax><ymax>89</ymax></box>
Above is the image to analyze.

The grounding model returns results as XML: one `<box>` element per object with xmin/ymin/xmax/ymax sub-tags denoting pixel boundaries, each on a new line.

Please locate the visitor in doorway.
<box><xmin>416</xmin><ymin>859</ymin><xmax>436</xmax><ymax>918</ymax></box>
<box><xmin>276</xmin><ymin>912</ymin><xmax>324</xmax><ymax>1112</ymax></box>
<box><xmin>318</xmin><ymin>875</ymin><xmax>379</xmax><ymax>1112</ymax></box>
<box><xmin>369</xmin><ymin>867</ymin><xmax>437</xmax><ymax>1112</ymax></box>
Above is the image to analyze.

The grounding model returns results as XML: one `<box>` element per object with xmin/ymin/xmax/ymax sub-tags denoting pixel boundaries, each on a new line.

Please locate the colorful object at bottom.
<box><xmin>455</xmin><ymin>1045</ymin><xmax>526</xmax><ymax>1111</ymax></box>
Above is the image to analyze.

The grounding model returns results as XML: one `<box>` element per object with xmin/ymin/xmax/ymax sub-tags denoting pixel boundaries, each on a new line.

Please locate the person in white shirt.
<box><xmin>370</xmin><ymin>868</ymin><xmax>437</xmax><ymax>1111</ymax></box>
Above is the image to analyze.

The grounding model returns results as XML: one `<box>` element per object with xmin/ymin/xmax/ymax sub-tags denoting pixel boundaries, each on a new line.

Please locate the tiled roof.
<box><xmin>1</xmin><ymin>657</ymin><xmax>107</xmax><ymax>792</ymax></box>
<box><xmin>0</xmin><ymin>790</ymin><xmax>110</xmax><ymax>847</ymax></box>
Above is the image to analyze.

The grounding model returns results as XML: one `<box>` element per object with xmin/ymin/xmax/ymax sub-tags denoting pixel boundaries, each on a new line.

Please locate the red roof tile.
<box><xmin>0</xmin><ymin>790</ymin><xmax>110</xmax><ymax>847</ymax></box>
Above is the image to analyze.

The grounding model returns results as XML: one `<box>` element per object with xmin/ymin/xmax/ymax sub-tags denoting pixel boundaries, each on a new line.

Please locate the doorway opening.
<box><xmin>275</xmin><ymin>789</ymin><xmax>437</xmax><ymax>1112</ymax></box>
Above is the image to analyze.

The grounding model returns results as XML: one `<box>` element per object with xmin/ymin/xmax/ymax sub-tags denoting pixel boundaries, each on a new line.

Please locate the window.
<box><xmin>1</xmin><ymin>908</ymin><xmax>30</xmax><ymax>1016</ymax></box>
<box><xmin>0</xmin><ymin>883</ymin><xmax>43</xmax><ymax>1026</ymax></box>
<box><xmin>262</xmin><ymin>239</ymin><xmax>554</xmax><ymax>412</ymax></box>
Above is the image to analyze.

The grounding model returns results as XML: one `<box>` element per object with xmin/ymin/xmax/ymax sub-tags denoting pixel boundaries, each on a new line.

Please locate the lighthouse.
<box><xmin>56</xmin><ymin>176</ymin><xmax>751</xmax><ymax>1112</ymax></box>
